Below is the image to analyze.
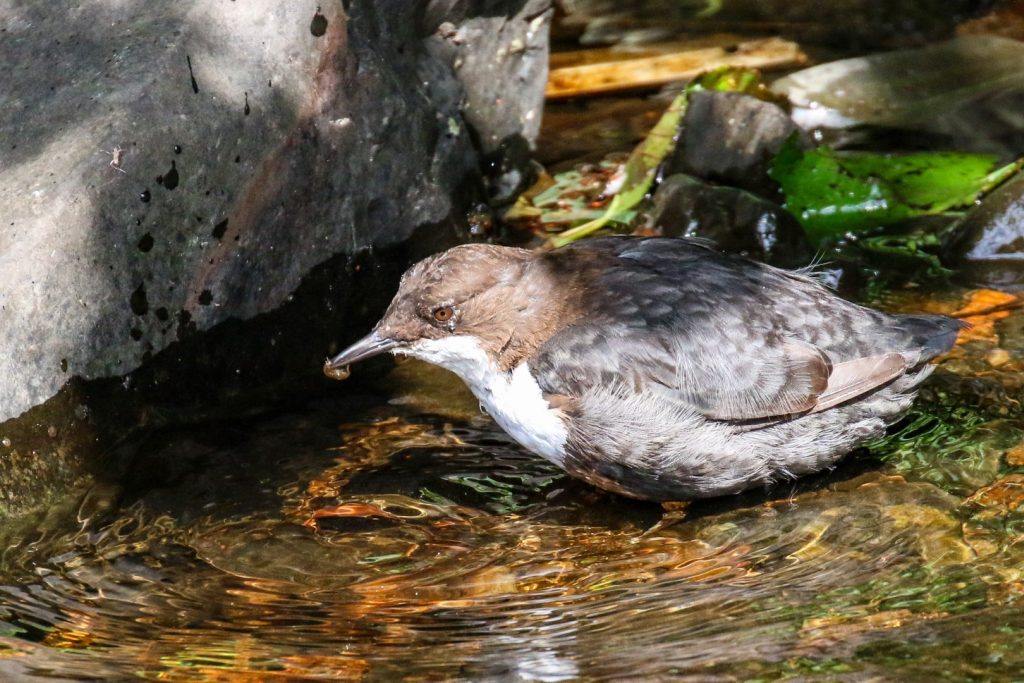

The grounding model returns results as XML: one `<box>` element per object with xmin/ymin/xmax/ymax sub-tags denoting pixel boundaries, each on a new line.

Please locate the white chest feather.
<box><xmin>399</xmin><ymin>336</ymin><xmax>569</xmax><ymax>465</ymax></box>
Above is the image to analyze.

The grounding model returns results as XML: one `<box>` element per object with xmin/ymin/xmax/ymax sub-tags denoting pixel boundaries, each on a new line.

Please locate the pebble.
<box><xmin>986</xmin><ymin>348</ymin><xmax>1011</xmax><ymax>367</ymax></box>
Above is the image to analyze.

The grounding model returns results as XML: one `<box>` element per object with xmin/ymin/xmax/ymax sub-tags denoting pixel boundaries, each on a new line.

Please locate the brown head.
<box><xmin>325</xmin><ymin>244</ymin><xmax>582</xmax><ymax>377</ymax></box>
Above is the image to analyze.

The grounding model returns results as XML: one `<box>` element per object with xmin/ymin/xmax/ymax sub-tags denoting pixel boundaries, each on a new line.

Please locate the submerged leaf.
<box><xmin>856</xmin><ymin>232</ymin><xmax>951</xmax><ymax>279</ymax></box>
<box><xmin>549</xmin><ymin>66</ymin><xmax>764</xmax><ymax>247</ymax></box>
<box><xmin>952</xmin><ymin>288</ymin><xmax>1020</xmax><ymax>344</ymax></box>
<box><xmin>771</xmin><ymin>139</ymin><xmax>1024</xmax><ymax>242</ymax></box>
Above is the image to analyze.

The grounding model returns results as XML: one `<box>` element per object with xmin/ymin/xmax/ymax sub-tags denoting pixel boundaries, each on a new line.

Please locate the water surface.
<box><xmin>1</xmin><ymin>300</ymin><xmax>1023</xmax><ymax>681</ymax></box>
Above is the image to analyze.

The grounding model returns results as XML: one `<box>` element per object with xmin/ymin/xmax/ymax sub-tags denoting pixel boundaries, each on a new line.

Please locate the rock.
<box><xmin>425</xmin><ymin>0</ymin><xmax>551</xmax><ymax>153</ymax></box>
<box><xmin>0</xmin><ymin>0</ymin><xmax>550</xmax><ymax>424</ymax></box>
<box><xmin>0</xmin><ymin>0</ymin><xmax>550</xmax><ymax>517</ymax></box>
<box><xmin>479</xmin><ymin>135</ymin><xmax>540</xmax><ymax>205</ymax></box>
<box><xmin>650</xmin><ymin>174</ymin><xmax>813</xmax><ymax>267</ymax></box>
<box><xmin>772</xmin><ymin>35</ymin><xmax>1024</xmax><ymax>155</ymax></box>
<box><xmin>941</xmin><ymin>174</ymin><xmax>1024</xmax><ymax>286</ymax></box>
<box><xmin>664</xmin><ymin>91</ymin><xmax>803</xmax><ymax>197</ymax></box>
<box><xmin>425</xmin><ymin>0</ymin><xmax>552</xmax><ymax>202</ymax></box>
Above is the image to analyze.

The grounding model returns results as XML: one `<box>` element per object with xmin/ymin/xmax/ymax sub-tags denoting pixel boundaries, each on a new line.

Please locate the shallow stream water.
<box><xmin>2</xmin><ymin>280</ymin><xmax>1024</xmax><ymax>681</ymax></box>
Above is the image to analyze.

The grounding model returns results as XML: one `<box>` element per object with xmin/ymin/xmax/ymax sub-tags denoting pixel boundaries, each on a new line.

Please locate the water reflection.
<box><xmin>0</xmin><ymin>280</ymin><xmax>1021</xmax><ymax>679</ymax></box>
<box><xmin>0</xmin><ymin>334</ymin><xmax>1022</xmax><ymax>679</ymax></box>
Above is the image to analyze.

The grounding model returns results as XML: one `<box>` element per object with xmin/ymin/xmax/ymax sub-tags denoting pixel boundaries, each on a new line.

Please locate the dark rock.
<box><xmin>650</xmin><ymin>174</ymin><xmax>813</xmax><ymax>267</ymax></box>
<box><xmin>480</xmin><ymin>135</ymin><xmax>539</xmax><ymax>204</ymax></box>
<box><xmin>941</xmin><ymin>175</ymin><xmax>1024</xmax><ymax>287</ymax></box>
<box><xmin>425</xmin><ymin>0</ymin><xmax>553</xmax><ymax>203</ymax></box>
<box><xmin>665</xmin><ymin>91</ymin><xmax>803</xmax><ymax>197</ymax></box>
<box><xmin>0</xmin><ymin>0</ymin><xmax>550</xmax><ymax>518</ymax></box>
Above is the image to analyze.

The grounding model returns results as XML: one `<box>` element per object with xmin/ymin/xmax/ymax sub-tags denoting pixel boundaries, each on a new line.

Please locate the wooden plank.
<box><xmin>546</xmin><ymin>37</ymin><xmax>807</xmax><ymax>99</ymax></box>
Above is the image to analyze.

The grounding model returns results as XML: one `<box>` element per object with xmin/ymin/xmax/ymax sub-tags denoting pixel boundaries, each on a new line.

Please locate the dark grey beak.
<box><xmin>323</xmin><ymin>330</ymin><xmax>399</xmax><ymax>379</ymax></box>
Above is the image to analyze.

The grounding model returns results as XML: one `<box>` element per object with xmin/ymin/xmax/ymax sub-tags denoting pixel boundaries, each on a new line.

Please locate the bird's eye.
<box><xmin>432</xmin><ymin>305</ymin><xmax>455</xmax><ymax>323</ymax></box>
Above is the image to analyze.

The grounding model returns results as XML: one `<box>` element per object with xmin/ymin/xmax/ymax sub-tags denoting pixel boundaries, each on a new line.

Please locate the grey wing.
<box><xmin>533</xmin><ymin>318</ymin><xmax>906</xmax><ymax>422</ymax></box>
<box><xmin>532</xmin><ymin>239</ymin><xmax>911</xmax><ymax>421</ymax></box>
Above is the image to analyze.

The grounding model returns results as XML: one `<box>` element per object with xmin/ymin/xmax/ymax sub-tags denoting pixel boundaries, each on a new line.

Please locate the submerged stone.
<box><xmin>650</xmin><ymin>174</ymin><xmax>812</xmax><ymax>267</ymax></box>
<box><xmin>941</xmin><ymin>175</ymin><xmax>1024</xmax><ymax>286</ymax></box>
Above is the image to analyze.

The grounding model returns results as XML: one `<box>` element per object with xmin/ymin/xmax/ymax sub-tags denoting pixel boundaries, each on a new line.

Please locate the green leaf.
<box><xmin>771</xmin><ymin>138</ymin><xmax>911</xmax><ymax>241</ymax></box>
<box><xmin>771</xmin><ymin>139</ymin><xmax>1024</xmax><ymax>243</ymax></box>
<box><xmin>855</xmin><ymin>232</ymin><xmax>952</xmax><ymax>278</ymax></box>
<box><xmin>549</xmin><ymin>66</ymin><xmax>764</xmax><ymax>247</ymax></box>
<box><xmin>838</xmin><ymin>152</ymin><xmax>1004</xmax><ymax>212</ymax></box>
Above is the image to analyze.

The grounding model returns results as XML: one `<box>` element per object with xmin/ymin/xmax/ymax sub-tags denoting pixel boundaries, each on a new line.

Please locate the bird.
<box><xmin>324</xmin><ymin>236</ymin><xmax>960</xmax><ymax>502</ymax></box>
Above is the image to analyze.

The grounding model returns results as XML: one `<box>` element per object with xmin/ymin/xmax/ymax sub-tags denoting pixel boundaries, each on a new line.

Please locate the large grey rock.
<box><xmin>0</xmin><ymin>0</ymin><xmax>552</xmax><ymax>425</ymax></box>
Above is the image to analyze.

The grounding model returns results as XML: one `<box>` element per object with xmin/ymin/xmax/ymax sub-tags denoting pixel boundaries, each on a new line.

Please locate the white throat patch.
<box><xmin>399</xmin><ymin>336</ymin><xmax>568</xmax><ymax>465</ymax></box>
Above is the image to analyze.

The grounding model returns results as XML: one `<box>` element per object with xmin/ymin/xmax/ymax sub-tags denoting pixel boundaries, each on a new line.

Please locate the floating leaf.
<box><xmin>771</xmin><ymin>138</ymin><xmax>1024</xmax><ymax>242</ymax></box>
<box><xmin>549</xmin><ymin>66</ymin><xmax>764</xmax><ymax>247</ymax></box>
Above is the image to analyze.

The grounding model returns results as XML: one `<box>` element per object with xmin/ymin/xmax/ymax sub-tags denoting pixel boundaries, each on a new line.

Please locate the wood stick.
<box><xmin>546</xmin><ymin>37</ymin><xmax>807</xmax><ymax>99</ymax></box>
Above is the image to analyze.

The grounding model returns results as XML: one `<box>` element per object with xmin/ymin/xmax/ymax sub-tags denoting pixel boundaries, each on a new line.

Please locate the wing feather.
<box><xmin>809</xmin><ymin>353</ymin><xmax>908</xmax><ymax>413</ymax></box>
<box><xmin>531</xmin><ymin>238</ymin><xmax>922</xmax><ymax>423</ymax></box>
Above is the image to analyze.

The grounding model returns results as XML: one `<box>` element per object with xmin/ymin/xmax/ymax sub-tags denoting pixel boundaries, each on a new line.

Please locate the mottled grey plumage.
<box><xmin>326</xmin><ymin>236</ymin><xmax>961</xmax><ymax>502</ymax></box>
<box><xmin>529</xmin><ymin>237</ymin><xmax>959</xmax><ymax>499</ymax></box>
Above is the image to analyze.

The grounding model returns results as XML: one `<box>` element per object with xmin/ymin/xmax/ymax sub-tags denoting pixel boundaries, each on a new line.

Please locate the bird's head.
<box><xmin>325</xmin><ymin>243</ymin><xmax>564</xmax><ymax>379</ymax></box>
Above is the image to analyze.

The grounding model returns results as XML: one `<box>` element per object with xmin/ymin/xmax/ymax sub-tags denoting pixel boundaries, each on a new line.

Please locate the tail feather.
<box><xmin>897</xmin><ymin>314</ymin><xmax>964</xmax><ymax>362</ymax></box>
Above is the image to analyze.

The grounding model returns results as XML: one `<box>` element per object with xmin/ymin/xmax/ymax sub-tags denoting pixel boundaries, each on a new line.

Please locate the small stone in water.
<box><xmin>323</xmin><ymin>361</ymin><xmax>351</xmax><ymax>381</ymax></box>
<box><xmin>1</xmin><ymin>437</ymin><xmax>10</xmax><ymax>448</ymax></box>
<box><xmin>987</xmin><ymin>348</ymin><xmax>1011</xmax><ymax>367</ymax></box>
<box><xmin>1005</xmin><ymin>442</ymin><xmax>1024</xmax><ymax>467</ymax></box>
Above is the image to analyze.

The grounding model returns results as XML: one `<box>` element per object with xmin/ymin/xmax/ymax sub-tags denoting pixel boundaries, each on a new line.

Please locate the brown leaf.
<box><xmin>953</xmin><ymin>289</ymin><xmax>1019</xmax><ymax>344</ymax></box>
<box><xmin>964</xmin><ymin>474</ymin><xmax>1024</xmax><ymax>515</ymax></box>
<box><xmin>1007</xmin><ymin>441</ymin><xmax>1024</xmax><ymax>467</ymax></box>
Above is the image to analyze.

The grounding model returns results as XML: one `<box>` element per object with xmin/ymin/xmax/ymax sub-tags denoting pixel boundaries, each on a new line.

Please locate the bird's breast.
<box><xmin>474</xmin><ymin>363</ymin><xmax>570</xmax><ymax>467</ymax></box>
<box><xmin>401</xmin><ymin>337</ymin><xmax>569</xmax><ymax>465</ymax></box>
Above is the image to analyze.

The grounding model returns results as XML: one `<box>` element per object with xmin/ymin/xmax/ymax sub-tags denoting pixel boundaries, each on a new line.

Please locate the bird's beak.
<box><xmin>323</xmin><ymin>330</ymin><xmax>400</xmax><ymax>379</ymax></box>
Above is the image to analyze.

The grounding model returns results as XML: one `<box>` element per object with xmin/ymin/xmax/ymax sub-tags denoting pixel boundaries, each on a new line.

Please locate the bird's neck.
<box><xmin>484</xmin><ymin>261</ymin><xmax>589</xmax><ymax>372</ymax></box>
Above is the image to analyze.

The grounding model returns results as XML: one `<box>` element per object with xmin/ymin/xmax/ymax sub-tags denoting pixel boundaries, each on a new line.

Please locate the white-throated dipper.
<box><xmin>325</xmin><ymin>237</ymin><xmax>960</xmax><ymax>501</ymax></box>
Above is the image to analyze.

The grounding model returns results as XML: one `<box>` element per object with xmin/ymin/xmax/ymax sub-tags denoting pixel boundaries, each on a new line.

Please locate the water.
<box><xmin>1</xmin><ymin>316</ymin><xmax>1023</xmax><ymax>680</ymax></box>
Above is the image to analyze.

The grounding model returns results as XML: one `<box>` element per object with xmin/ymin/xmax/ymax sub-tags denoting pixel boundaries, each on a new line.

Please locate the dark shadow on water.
<box><xmin>681</xmin><ymin>446</ymin><xmax>887</xmax><ymax>523</ymax></box>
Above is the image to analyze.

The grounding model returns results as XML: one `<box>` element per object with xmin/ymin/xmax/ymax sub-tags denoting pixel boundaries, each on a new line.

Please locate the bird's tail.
<box><xmin>898</xmin><ymin>314</ymin><xmax>965</xmax><ymax>362</ymax></box>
